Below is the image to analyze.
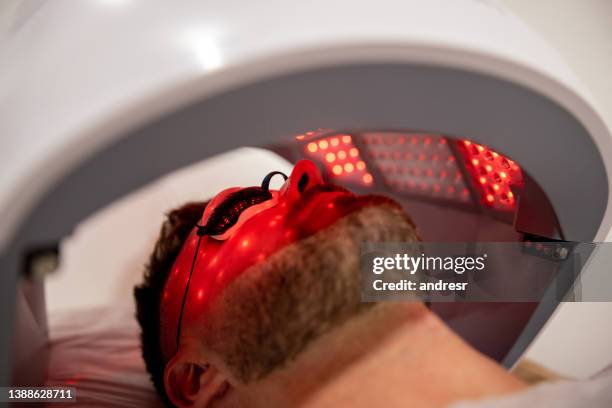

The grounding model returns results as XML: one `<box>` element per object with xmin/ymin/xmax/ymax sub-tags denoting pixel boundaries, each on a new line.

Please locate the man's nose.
<box><xmin>282</xmin><ymin>159</ymin><xmax>324</xmax><ymax>203</ymax></box>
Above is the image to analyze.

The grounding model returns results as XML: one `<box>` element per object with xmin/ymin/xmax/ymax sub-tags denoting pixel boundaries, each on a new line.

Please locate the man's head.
<box><xmin>134</xmin><ymin>160</ymin><xmax>421</xmax><ymax>407</ymax></box>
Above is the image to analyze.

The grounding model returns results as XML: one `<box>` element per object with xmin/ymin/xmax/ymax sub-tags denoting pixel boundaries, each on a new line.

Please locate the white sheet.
<box><xmin>46</xmin><ymin>306</ymin><xmax>164</xmax><ymax>407</ymax></box>
<box><xmin>452</xmin><ymin>365</ymin><xmax>612</xmax><ymax>408</ymax></box>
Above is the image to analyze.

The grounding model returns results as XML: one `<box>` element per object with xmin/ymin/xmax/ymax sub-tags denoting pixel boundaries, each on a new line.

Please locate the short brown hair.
<box><xmin>134</xmin><ymin>201</ymin><xmax>207</xmax><ymax>405</ymax></box>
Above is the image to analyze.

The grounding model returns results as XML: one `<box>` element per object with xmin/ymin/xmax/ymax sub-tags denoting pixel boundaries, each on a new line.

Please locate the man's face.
<box><xmin>159</xmin><ymin>159</ymin><xmax>420</xmax><ymax>406</ymax></box>
<box><xmin>160</xmin><ymin>160</ymin><xmax>402</xmax><ymax>361</ymax></box>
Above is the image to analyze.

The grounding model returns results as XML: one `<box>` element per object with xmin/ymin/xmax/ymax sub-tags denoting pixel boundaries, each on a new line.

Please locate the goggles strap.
<box><xmin>175</xmin><ymin>225</ymin><xmax>207</xmax><ymax>351</ymax></box>
<box><xmin>261</xmin><ymin>171</ymin><xmax>288</xmax><ymax>191</ymax></box>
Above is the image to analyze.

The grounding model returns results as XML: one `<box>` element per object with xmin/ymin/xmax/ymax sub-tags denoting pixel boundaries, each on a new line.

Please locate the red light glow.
<box><xmin>303</xmin><ymin>133</ymin><xmax>372</xmax><ymax>186</ymax></box>
<box><xmin>457</xmin><ymin>139</ymin><xmax>522</xmax><ymax>210</ymax></box>
<box><xmin>361</xmin><ymin>132</ymin><xmax>470</xmax><ymax>202</ymax></box>
<box><xmin>300</xmin><ymin>131</ymin><xmax>522</xmax><ymax>211</ymax></box>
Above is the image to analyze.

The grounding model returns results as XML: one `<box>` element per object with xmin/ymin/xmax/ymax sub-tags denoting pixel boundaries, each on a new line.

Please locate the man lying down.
<box><xmin>134</xmin><ymin>159</ymin><xmax>525</xmax><ymax>408</ymax></box>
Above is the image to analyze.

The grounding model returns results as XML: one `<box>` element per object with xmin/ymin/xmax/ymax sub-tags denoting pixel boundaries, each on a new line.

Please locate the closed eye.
<box><xmin>202</xmin><ymin>187</ymin><xmax>272</xmax><ymax>236</ymax></box>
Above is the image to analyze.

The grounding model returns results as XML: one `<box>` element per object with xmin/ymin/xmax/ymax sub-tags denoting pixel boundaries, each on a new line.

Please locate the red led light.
<box><xmin>456</xmin><ymin>139</ymin><xmax>522</xmax><ymax>210</ymax></box>
<box><xmin>303</xmin><ymin>133</ymin><xmax>372</xmax><ymax>185</ymax></box>
<box><xmin>360</xmin><ymin>132</ymin><xmax>470</xmax><ymax>202</ymax></box>
<box><xmin>301</xmin><ymin>131</ymin><xmax>521</xmax><ymax>210</ymax></box>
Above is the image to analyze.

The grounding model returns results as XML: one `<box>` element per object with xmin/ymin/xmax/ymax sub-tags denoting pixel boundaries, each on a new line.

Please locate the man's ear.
<box><xmin>164</xmin><ymin>350</ymin><xmax>229</xmax><ymax>408</ymax></box>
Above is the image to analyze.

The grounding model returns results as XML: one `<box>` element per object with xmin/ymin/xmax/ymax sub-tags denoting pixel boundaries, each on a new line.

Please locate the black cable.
<box><xmin>175</xmin><ymin>226</ymin><xmax>205</xmax><ymax>351</ymax></box>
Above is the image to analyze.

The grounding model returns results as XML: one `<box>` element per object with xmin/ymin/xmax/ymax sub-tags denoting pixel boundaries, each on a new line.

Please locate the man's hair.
<box><xmin>134</xmin><ymin>201</ymin><xmax>207</xmax><ymax>405</ymax></box>
<box><xmin>134</xmin><ymin>199</ymin><xmax>420</xmax><ymax>405</ymax></box>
